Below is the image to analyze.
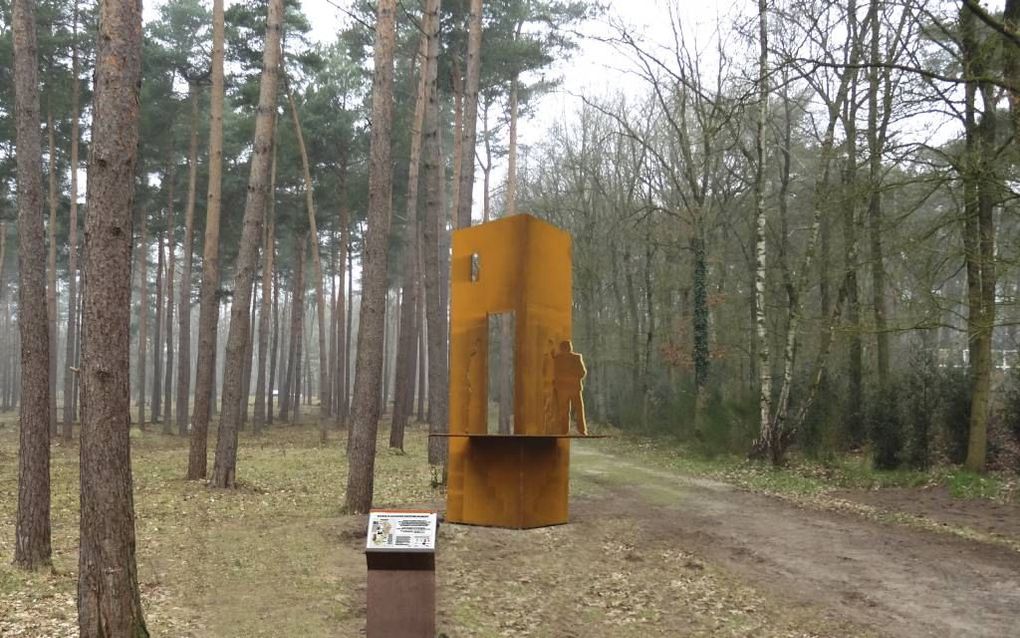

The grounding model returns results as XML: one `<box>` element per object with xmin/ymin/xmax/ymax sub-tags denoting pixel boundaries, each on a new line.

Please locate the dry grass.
<box><xmin>0</xmin><ymin>414</ymin><xmax>866</xmax><ymax>637</ymax></box>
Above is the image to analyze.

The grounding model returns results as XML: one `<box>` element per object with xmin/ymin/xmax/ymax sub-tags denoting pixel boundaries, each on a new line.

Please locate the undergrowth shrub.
<box><xmin>938</xmin><ymin>366</ymin><xmax>971</xmax><ymax>464</ymax></box>
<box><xmin>989</xmin><ymin>369</ymin><xmax>1020</xmax><ymax>472</ymax></box>
<box><xmin>868</xmin><ymin>380</ymin><xmax>904</xmax><ymax>470</ymax></box>
<box><xmin>904</xmin><ymin>348</ymin><xmax>939</xmax><ymax>469</ymax></box>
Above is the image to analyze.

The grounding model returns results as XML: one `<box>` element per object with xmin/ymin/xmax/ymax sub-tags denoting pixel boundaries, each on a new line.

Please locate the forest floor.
<box><xmin>0</xmin><ymin>416</ymin><xmax>1018</xmax><ymax>637</ymax></box>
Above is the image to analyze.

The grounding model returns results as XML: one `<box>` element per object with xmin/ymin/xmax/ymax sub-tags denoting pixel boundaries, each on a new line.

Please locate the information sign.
<box><xmin>366</xmin><ymin>510</ymin><xmax>437</xmax><ymax>553</ymax></box>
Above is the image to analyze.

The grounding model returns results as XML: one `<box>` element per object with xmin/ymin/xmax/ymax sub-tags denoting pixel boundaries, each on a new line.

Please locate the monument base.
<box><xmin>439</xmin><ymin>434</ymin><xmax>604</xmax><ymax>529</ymax></box>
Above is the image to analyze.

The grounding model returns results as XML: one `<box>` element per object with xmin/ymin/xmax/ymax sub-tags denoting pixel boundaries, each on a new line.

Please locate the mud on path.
<box><xmin>572</xmin><ymin>446</ymin><xmax>1020</xmax><ymax>638</ymax></box>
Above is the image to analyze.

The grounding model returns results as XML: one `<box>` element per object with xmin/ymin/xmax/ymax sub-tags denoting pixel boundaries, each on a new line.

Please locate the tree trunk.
<box><xmin>328</xmin><ymin>244</ymin><xmax>338</xmax><ymax>416</ymax></box>
<box><xmin>482</xmin><ymin>101</ymin><xmax>492</xmax><ymax>223</ymax></box>
<box><xmin>268</xmin><ymin>269</ymin><xmax>280</xmax><ymax>425</ymax></box>
<box><xmin>188</xmin><ymin>0</ymin><xmax>226</xmax><ymax>480</ymax></box>
<box><xmin>335</xmin><ymin>152</ymin><xmax>351</xmax><ymax>427</ymax></box>
<box><xmin>12</xmin><ymin>0</ymin><xmax>52</xmax><ymax>571</ymax></box>
<box><xmin>961</xmin><ymin>4</ymin><xmax>998</xmax><ymax>472</ymax></box>
<box><xmin>755</xmin><ymin>1</ymin><xmax>859</xmax><ymax>464</ymax></box>
<box><xmin>692</xmin><ymin>224</ymin><xmax>709</xmax><ymax>428</ymax></box>
<box><xmin>841</xmin><ymin>67</ymin><xmax>863</xmax><ymax>445</ymax></box>
<box><xmin>345</xmin><ymin>241</ymin><xmax>354</xmax><ymax>423</ymax></box>
<box><xmin>177</xmin><ymin>81</ymin><xmax>200</xmax><ymax>436</ymax></box>
<box><xmin>212</xmin><ymin>0</ymin><xmax>281</xmax><ymax>486</ymax></box>
<box><xmin>293</xmin><ymin>293</ymin><xmax>306</xmax><ymax>419</ymax></box>
<box><xmin>279</xmin><ymin>293</ymin><xmax>294</xmax><ymax>421</ymax></box>
<box><xmin>136</xmin><ymin>206</ymin><xmax>149</xmax><ymax>431</ymax></box>
<box><xmin>163</xmin><ymin>160</ymin><xmax>176</xmax><ymax>433</ymax></box>
<box><xmin>77</xmin><ymin>0</ymin><xmax>149</xmax><ymax>631</ymax></box>
<box><xmin>254</xmin><ymin>143</ymin><xmax>277</xmax><ymax>433</ymax></box>
<box><xmin>507</xmin><ymin>75</ymin><xmax>518</xmax><ymax>216</ymax></box>
<box><xmin>420</xmin><ymin>0</ymin><xmax>449</xmax><ymax>466</ymax></box>
<box><xmin>456</xmin><ymin>0</ymin><xmax>482</xmax><ymax>229</ymax></box>
<box><xmin>281</xmin><ymin>235</ymin><xmax>307</xmax><ymax>422</ymax></box>
<box><xmin>344</xmin><ymin>0</ymin><xmax>396</xmax><ymax>513</ymax></box>
<box><xmin>73</xmin><ymin>294</ymin><xmax>82</xmax><ymax>419</ymax></box>
<box><xmin>63</xmin><ymin>3</ymin><xmax>81</xmax><ymax>438</ymax></box>
<box><xmin>240</xmin><ymin>277</ymin><xmax>256</xmax><ymax>428</ymax></box>
<box><xmin>416</xmin><ymin>268</ymin><xmax>426</xmax><ymax>422</ymax></box>
<box><xmin>287</xmin><ymin>87</ymin><xmax>330</xmax><ymax>423</ymax></box>
<box><xmin>46</xmin><ymin>111</ymin><xmax>58</xmax><ymax>437</ymax></box>
<box><xmin>752</xmin><ymin>0</ymin><xmax>774</xmax><ymax>462</ymax></box>
<box><xmin>152</xmin><ymin>222</ymin><xmax>165</xmax><ymax>423</ymax></box>
<box><xmin>450</xmin><ymin>57</ymin><xmax>464</xmax><ymax>226</ymax></box>
<box><xmin>867</xmin><ymin>0</ymin><xmax>890</xmax><ymax>386</ymax></box>
<box><xmin>391</xmin><ymin>37</ymin><xmax>427</xmax><ymax>450</ymax></box>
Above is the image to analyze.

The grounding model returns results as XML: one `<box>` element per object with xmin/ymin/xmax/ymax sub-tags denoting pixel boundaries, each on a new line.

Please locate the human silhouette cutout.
<box><xmin>553</xmin><ymin>340</ymin><xmax>587</xmax><ymax>435</ymax></box>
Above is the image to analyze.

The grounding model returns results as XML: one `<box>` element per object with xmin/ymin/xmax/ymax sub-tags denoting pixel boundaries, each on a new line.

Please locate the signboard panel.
<box><xmin>366</xmin><ymin>510</ymin><xmax>437</xmax><ymax>553</ymax></box>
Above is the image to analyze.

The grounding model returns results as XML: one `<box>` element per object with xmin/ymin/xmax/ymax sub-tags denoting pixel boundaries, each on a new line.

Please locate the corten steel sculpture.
<box><xmin>439</xmin><ymin>214</ymin><xmax>594</xmax><ymax>529</ymax></box>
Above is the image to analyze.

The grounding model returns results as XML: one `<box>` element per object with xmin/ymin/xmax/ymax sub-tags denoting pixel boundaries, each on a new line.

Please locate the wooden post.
<box><xmin>365</xmin><ymin>510</ymin><xmax>437</xmax><ymax>638</ymax></box>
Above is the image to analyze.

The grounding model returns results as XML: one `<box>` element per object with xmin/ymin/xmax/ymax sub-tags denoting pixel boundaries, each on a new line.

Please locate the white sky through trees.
<box><xmin>136</xmin><ymin>0</ymin><xmax>1001</xmax><ymax>218</ymax></box>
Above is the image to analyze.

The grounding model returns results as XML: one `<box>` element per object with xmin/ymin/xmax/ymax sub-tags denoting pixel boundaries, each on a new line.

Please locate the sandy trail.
<box><xmin>572</xmin><ymin>446</ymin><xmax>1020</xmax><ymax>638</ymax></box>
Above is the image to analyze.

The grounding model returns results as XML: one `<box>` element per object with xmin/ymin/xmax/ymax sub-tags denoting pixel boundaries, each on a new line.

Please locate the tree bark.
<box><xmin>77</xmin><ymin>0</ymin><xmax>149</xmax><ymax>631</ymax></box>
<box><xmin>254</xmin><ymin>143</ymin><xmax>277</xmax><ymax>433</ymax></box>
<box><xmin>188</xmin><ymin>0</ymin><xmax>226</xmax><ymax>479</ymax></box>
<box><xmin>345</xmin><ymin>0</ymin><xmax>396</xmax><ymax>513</ymax></box>
<box><xmin>281</xmin><ymin>235</ymin><xmax>306</xmax><ymax>422</ymax></box>
<box><xmin>335</xmin><ymin>152</ymin><xmax>351</xmax><ymax>427</ymax></box>
<box><xmin>12</xmin><ymin>0</ymin><xmax>52</xmax><ymax>571</ymax></box>
<box><xmin>842</xmin><ymin>74</ymin><xmax>863</xmax><ymax>445</ymax></box>
<box><xmin>961</xmin><ymin>4</ymin><xmax>998</xmax><ymax>472</ymax></box>
<box><xmin>391</xmin><ymin>37</ymin><xmax>427</xmax><ymax>450</ymax></box>
<box><xmin>152</xmin><ymin>221</ymin><xmax>165</xmax><ymax>422</ymax></box>
<box><xmin>46</xmin><ymin>111</ymin><xmax>58</xmax><ymax>437</ymax></box>
<box><xmin>268</xmin><ymin>269</ymin><xmax>280</xmax><ymax>425</ymax></box>
<box><xmin>416</xmin><ymin>267</ymin><xmax>426</xmax><ymax>422</ymax></box>
<box><xmin>456</xmin><ymin>0</ymin><xmax>482</xmax><ymax>229</ymax></box>
<box><xmin>344</xmin><ymin>238</ymin><xmax>354</xmax><ymax>422</ymax></box>
<box><xmin>752</xmin><ymin>0</ymin><xmax>774</xmax><ymax>462</ymax></box>
<box><xmin>507</xmin><ymin>75</ymin><xmax>519</xmax><ymax>216</ymax></box>
<box><xmin>867</xmin><ymin>0</ymin><xmax>890</xmax><ymax>387</ymax></box>
<box><xmin>450</xmin><ymin>57</ymin><xmax>464</xmax><ymax>227</ymax></box>
<box><xmin>211</xmin><ymin>0</ymin><xmax>281</xmax><ymax>485</ymax></box>
<box><xmin>136</xmin><ymin>205</ymin><xmax>148</xmax><ymax>431</ymax></box>
<box><xmin>240</xmin><ymin>277</ymin><xmax>256</xmax><ymax>428</ymax></box>
<box><xmin>163</xmin><ymin>160</ymin><xmax>176</xmax><ymax>433</ymax></box>
<box><xmin>63</xmin><ymin>2</ymin><xmax>81</xmax><ymax>438</ymax></box>
<box><xmin>420</xmin><ymin>0</ymin><xmax>449</xmax><ymax>465</ymax></box>
<box><xmin>286</xmin><ymin>87</ymin><xmax>329</xmax><ymax>423</ymax></box>
<box><xmin>482</xmin><ymin>101</ymin><xmax>492</xmax><ymax>223</ymax></box>
<box><xmin>177</xmin><ymin>81</ymin><xmax>201</xmax><ymax>436</ymax></box>
<box><xmin>328</xmin><ymin>246</ymin><xmax>338</xmax><ymax>416</ymax></box>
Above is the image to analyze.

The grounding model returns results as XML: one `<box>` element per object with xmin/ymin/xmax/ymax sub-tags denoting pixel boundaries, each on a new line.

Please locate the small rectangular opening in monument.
<box><xmin>486</xmin><ymin>311</ymin><xmax>515</xmax><ymax>434</ymax></box>
<box><xmin>470</xmin><ymin>253</ymin><xmax>480</xmax><ymax>282</ymax></box>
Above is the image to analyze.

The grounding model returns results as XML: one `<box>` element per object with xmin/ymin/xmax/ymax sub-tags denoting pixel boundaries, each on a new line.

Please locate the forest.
<box><xmin>1</xmin><ymin>0</ymin><xmax>1020</xmax><ymax>635</ymax></box>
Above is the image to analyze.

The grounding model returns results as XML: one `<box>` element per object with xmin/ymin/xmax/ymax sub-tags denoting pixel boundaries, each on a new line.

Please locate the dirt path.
<box><xmin>572</xmin><ymin>446</ymin><xmax>1020</xmax><ymax>638</ymax></box>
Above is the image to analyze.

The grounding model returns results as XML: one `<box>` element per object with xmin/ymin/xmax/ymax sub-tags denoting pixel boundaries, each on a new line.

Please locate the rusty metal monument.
<box><xmin>436</xmin><ymin>214</ymin><xmax>595</xmax><ymax>529</ymax></box>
